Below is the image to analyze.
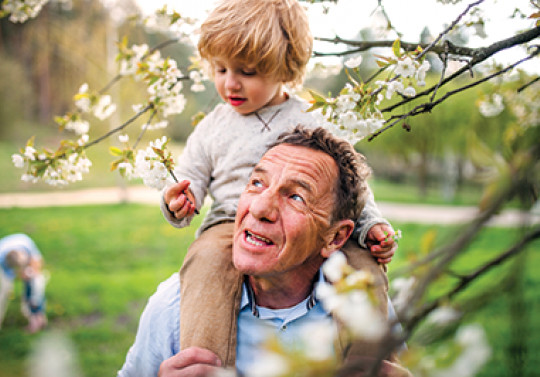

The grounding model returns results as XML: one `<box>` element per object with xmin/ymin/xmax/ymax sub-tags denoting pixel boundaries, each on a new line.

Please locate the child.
<box><xmin>0</xmin><ymin>233</ymin><xmax>47</xmax><ymax>333</ymax></box>
<box><xmin>161</xmin><ymin>0</ymin><xmax>396</xmax><ymax>366</ymax></box>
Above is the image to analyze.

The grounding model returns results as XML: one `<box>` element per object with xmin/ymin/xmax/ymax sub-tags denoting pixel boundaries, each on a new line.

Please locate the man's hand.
<box><xmin>164</xmin><ymin>180</ymin><xmax>198</xmax><ymax>219</ymax></box>
<box><xmin>366</xmin><ymin>223</ymin><xmax>397</xmax><ymax>265</ymax></box>
<box><xmin>158</xmin><ymin>347</ymin><xmax>222</xmax><ymax>377</ymax></box>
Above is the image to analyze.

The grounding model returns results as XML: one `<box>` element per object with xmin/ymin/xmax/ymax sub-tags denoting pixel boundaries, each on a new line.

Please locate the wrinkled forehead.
<box><xmin>257</xmin><ymin>144</ymin><xmax>338</xmax><ymax>191</ymax></box>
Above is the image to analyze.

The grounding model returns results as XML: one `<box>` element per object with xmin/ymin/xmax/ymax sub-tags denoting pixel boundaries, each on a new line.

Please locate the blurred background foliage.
<box><xmin>0</xmin><ymin>0</ymin><xmax>525</xmax><ymax>208</ymax></box>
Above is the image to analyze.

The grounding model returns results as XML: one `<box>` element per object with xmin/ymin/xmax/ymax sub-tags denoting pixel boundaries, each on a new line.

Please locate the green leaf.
<box><xmin>308</xmin><ymin>89</ymin><xmax>327</xmax><ymax>104</ymax></box>
<box><xmin>191</xmin><ymin>111</ymin><xmax>206</xmax><ymax>127</ymax></box>
<box><xmin>392</xmin><ymin>39</ymin><xmax>402</xmax><ymax>58</ymax></box>
<box><xmin>109</xmin><ymin>146</ymin><xmax>123</xmax><ymax>157</ymax></box>
<box><xmin>110</xmin><ymin>159</ymin><xmax>122</xmax><ymax>172</ymax></box>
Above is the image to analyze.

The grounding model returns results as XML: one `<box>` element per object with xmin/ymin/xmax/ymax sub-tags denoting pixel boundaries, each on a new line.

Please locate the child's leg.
<box><xmin>179</xmin><ymin>221</ymin><xmax>242</xmax><ymax>368</ymax></box>
<box><xmin>340</xmin><ymin>239</ymin><xmax>388</xmax><ymax>317</ymax></box>
<box><xmin>338</xmin><ymin>239</ymin><xmax>391</xmax><ymax>360</ymax></box>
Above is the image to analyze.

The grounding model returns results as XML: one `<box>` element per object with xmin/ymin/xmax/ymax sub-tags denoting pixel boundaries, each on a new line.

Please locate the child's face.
<box><xmin>212</xmin><ymin>58</ymin><xmax>286</xmax><ymax>115</ymax></box>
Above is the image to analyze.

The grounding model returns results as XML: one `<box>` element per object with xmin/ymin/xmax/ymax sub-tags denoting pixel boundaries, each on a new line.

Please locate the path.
<box><xmin>0</xmin><ymin>186</ymin><xmax>539</xmax><ymax>227</ymax></box>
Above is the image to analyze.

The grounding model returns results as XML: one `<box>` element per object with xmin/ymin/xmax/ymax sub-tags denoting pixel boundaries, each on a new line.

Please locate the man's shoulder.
<box><xmin>146</xmin><ymin>273</ymin><xmax>181</xmax><ymax>313</ymax></box>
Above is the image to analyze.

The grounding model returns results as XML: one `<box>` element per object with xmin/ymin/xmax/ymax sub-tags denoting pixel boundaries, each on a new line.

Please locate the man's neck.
<box><xmin>247</xmin><ymin>258</ymin><xmax>322</xmax><ymax>309</ymax></box>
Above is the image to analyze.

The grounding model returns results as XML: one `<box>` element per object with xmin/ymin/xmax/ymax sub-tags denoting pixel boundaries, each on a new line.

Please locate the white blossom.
<box><xmin>479</xmin><ymin>93</ymin><xmax>504</xmax><ymax>117</ymax></box>
<box><xmin>322</xmin><ymin>251</ymin><xmax>348</xmax><ymax>283</ymax></box>
<box><xmin>93</xmin><ymin>95</ymin><xmax>117</xmax><ymax>120</ymax></box>
<box><xmin>247</xmin><ymin>352</ymin><xmax>289</xmax><ymax>377</ymax></box>
<box><xmin>24</xmin><ymin>146</ymin><xmax>37</xmax><ymax>160</ymax></box>
<box><xmin>132</xmin><ymin>104</ymin><xmax>145</xmax><ymax>114</ymax></box>
<box><xmin>117</xmin><ymin>162</ymin><xmax>135</xmax><ymax>179</ymax></box>
<box><xmin>22</xmin><ymin>174</ymin><xmax>39</xmax><ymax>183</ymax></box>
<box><xmin>77</xmin><ymin>134</ymin><xmax>89</xmax><ymax>146</ymax></box>
<box><xmin>65</xmin><ymin>119</ymin><xmax>90</xmax><ymax>135</ymax></box>
<box><xmin>298</xmin><ymin>320</ymin><xmax>337</xmax><ymax>360</ymax></box>
<box><xmin>395</xmin><ymin>57</ymin><xmax>416</xmax><ymax>78</ymax></box>
<box><xmin>161</xmin><ymin>94</ymin><xmax>186</xmax><ymax>117</ymax></box>
<box><xmin>190</xmin><ymin>82</ymin><xmax>206</xmax><ymax>92</ymax></box>
<box><xmin>430</xmin><ymin>324</ymin><xmax>491</xmax><ymax>377</ymax></box>
<box><xmin>344</xmin><ymin>56</ymin><xmax>363</xmax><ymax>69</ymax></box>
<box><xmin>2</xmin><ymin>0</ymin><xmax>49</xmax><ymax>23</ymax></box>
<box><xmin>426</xmin><ymin>306</ymin><xmax>461</xmax><ymax>326</ymax></box>
<box><xmin>386</xmin><ymin>81</ymin><xmax>404</xmax><ymax>100</ymax></box>
<box><xmin>119</xmin><ymin>44</ymin><xmax>149</xmax><ymax>76</ymax></box>
<box><xmin>118</xmin><ymin>134</ymin><xmax>129</xmax><ymax>143</ymax></box>
<box><xmin>12</xmin><ymin>154</ymin><xmax>25</xmax><ymax>168</ymax></box>
<box><xmin>391</xmin><ymin>276</ymin><xmax>416</xmax><ymax>313</ymax></box>
<box><xmin>416</xmin><ymin>60</ymin><xmax>431</xmax><ymax>85</ymax></box>
<box><xmin>133</xmin><ymin>137</ymin><xmax>172</xmax><ymax>190</ymax></box>
<box><xmin>146</xmin><ymin>120</ymin><xmax>169</xmax><ymax>130</ymax></box>
<box><xmin>402</xmin><ymin>86</ymin><xmax>416</xmax><ymax>97</ymax></box>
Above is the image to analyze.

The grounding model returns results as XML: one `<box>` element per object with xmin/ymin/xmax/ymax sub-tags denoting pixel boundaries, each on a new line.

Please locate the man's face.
<box><xmin>233</xmin><ymin>144</ymin><xmax>339</xmax><ymax>279</ymax></box>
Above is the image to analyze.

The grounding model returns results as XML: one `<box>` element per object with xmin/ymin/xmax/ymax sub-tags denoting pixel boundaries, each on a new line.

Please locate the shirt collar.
<box><xmin>240</xmin><ymin>269</ymin><xmax>324</xmax><ymax>318</ymax></box>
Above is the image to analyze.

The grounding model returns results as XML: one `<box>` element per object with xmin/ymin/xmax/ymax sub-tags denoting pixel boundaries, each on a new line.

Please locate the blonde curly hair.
<box><xmin>198</xmin><ymin>0</ymin><xmax>313</xmax><ymax>87</ymax></box>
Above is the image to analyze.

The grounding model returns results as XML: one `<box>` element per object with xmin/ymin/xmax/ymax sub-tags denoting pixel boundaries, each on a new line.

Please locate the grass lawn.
<box><xmin>0</xmin><ymin>204</ymin><xmax>538</xmax><ymax>377</ymax></box>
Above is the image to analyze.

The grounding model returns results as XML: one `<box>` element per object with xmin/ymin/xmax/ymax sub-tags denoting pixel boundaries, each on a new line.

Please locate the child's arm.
<box><xmin>354</xmin><ymin>187</ymin><xmax>397</xmax><ymax>264</ymax></box>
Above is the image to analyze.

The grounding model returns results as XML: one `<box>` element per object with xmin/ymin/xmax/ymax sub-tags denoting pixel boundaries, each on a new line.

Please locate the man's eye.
<box><xmin>252</xmin><ymin>180</ymin><xmax>263</xmax><ymax>187</ymax></box>
<box><xmin>290</xmin><ymin>194</ymin><xmax>305</xmax><ymax>203</ymax></box>
<box><xmin>242</xmin><ymin>70</ymin><xmax>256</xmax><ymax>76</ymax></box>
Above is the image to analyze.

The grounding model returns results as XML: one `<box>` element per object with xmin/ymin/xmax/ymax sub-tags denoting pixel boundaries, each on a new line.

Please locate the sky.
<box><xmin>134</xmin><ymin>0</ymin><xmax>538</xmax><ymax>72</ymax></box>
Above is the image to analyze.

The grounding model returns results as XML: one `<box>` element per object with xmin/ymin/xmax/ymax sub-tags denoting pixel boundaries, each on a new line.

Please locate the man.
<box><xmin>118</xmin><ymin>126</ymin><xmax>409</xmax><ymax>377</ymax></box>
<box><xmin>0</xmin><ymin>233</ymin><xmax>47</xmax><ymax>333</ymax></box>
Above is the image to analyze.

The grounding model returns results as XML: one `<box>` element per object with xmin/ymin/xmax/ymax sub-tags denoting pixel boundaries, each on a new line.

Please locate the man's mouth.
<box><xmin>229</xmin><ymin>97</ymin><xmax>246</xmax><ymax>107</ymax></box>
<box><xmin>245</xmin><ymin>230</ymin><xmax>273</xmax><ymax>246</ymax></box>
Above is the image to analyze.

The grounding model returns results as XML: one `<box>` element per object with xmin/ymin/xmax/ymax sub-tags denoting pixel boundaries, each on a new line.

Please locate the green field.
<box><xmin>0</xmin><ymin>204</ymin><xmax>538</xmax><ymax>377</ymax></box>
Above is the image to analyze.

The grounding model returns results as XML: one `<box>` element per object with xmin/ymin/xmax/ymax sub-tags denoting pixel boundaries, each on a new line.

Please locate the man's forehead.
<box><xmin>257</xmin><ymin>145</ymin><xmax>337</xmax><ymax>185</ymax></box>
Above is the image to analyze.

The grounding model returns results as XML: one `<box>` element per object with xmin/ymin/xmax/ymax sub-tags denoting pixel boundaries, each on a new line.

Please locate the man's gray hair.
<box><xmin>271</xmin><ymin>125</ymin><xmax>371</xmax><ymax>222</ymax></box>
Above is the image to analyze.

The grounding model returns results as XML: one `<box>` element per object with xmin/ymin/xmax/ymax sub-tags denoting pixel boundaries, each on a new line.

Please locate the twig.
<box><xmin>517</xmin><ymin>75</ymin><xmax>540</xmax><ymax>93</ymax></box>
<box><xmin>133</xmin><ymin>109</ymin><xmax>158</xmax><ymax>149</ymax></box>
<box><xmin>406</xmin><ymin>225</ymin><xmax>540</xmax><ymax>331</ymax></box>
<box><xmin>416</xmin><ymin>0</ymin><xmax>485</xmax><ymax>60</ymax></box>
<box><xmin>381</xmin><ymin>26</ymin><xmax>540</xmax><ymax>114</ymax></box>
<box><xmin>369</xmin><ymin>49</ymin><xmax>540</xmax><ymax>140</ymax></box>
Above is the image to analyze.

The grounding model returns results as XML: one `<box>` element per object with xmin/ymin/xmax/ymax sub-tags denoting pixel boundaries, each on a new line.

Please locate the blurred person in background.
<box><xmin>0</xmin><ymin>233</ymin><xmax>48</xmax><ymax>333</ymax></box>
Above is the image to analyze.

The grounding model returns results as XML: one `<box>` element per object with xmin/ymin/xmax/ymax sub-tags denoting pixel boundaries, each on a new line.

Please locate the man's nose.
<box><xmin>225</xmin><ymin>72</ymin><xmax>241</xmax><ymax>91</ymax></box>
<box><xmin>250</xmin><ymin>189</ymin><xmax>278</xmax><ymax>223</ymax></box>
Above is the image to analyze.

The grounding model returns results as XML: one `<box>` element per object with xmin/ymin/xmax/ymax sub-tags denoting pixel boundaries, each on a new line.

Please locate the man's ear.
<box><xmin>321</xmin><ymin>219</ymin><xmax>354</xmax><ymax>258</ymax></box>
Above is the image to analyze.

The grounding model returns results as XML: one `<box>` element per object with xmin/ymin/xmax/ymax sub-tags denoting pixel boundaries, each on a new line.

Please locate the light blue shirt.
<box><xmin>117</xmin><ymin>271</ymin><xmax>400</xmax><ymax>377</ymax></box>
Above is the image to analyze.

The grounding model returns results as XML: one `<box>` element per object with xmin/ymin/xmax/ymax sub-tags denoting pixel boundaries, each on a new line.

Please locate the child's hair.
<box><xmin>5</xmin><ymin>249</ymin><xmax>29</xmax><ymax>269</ymax></box>
<box><xmin>198</xmin><ymin>0</ymin><xmax>313</xmax><ymax>87</ymax></box>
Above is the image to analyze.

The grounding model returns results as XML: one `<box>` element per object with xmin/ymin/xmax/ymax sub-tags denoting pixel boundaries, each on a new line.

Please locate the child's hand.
<box><xmin>164</xmin><ymin>180</ymin><xmax>198</xmax><ymax>220</ymax></box>
<box><xmin>366</xmin><ymin>223</ymin><xmax>397</xmax><ymax>265</ymax></box>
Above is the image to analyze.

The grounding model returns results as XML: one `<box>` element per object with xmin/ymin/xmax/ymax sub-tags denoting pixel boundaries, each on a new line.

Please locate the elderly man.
<box><xmin>118</xmin><ymin>126</ymin><xmax>409</xmax><ymax>377</ymax></box>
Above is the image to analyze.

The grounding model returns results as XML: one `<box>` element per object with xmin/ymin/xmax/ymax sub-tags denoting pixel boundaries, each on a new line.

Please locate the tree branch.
<box><xmin>406</xmin><ymin>225</ymin><xmax>540</xmax><ymax>332</ymax></box>
<box><xmin>368</xmin><ymin>47</ymin><xmax>540</xmax><ymax>140</ymax></box>
<box><xmin>313</xmin><ymin>24</ymin><xmax>540</xmax><ymax>63</ymax></box>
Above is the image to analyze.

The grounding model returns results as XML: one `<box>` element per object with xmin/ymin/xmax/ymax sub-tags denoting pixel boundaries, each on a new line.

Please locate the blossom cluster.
<box><xmin>11</xmin><ymin>135</ymin><xmax>91</xmax><ymax>186</ymax></box>
<box><xmin>316</xmin><ymin>251</ymin><xmax>387</xmax><ymax>339</ymax></box>
<box><xmin>0</xmin><ymin>0</ymin><xmax>49</xmax><ymax>23</ymax></box>
<box><xmin>117</xmin><ymin>41</ymin><xmax>188</xmax><ymax>130</ymax></box>
<box><xmin>407</xmin><ymin>323</ymin><xmax>491</xmax><ymax>377</ymax></box>
<box><xmin>142</xmin><ymin>5</ymin><xmax>196</xmax><ymax>39</ymax></box>
<box><xmin>478</xmin><ymin>93</ymin><xmax>504</xmax><ymax>117</ymax></box>
<box><xmin>309</xmin><ymin>40</ymin><xmax>430</xmax><ymax>145</ymax></box>
<box><xmin>133</xmin><ymin>136</ymin><xmax>175</xmax><ymax>190</ymax></box>
<box><xmin>246</xmin><ymin>321</ymin><xmax>338</xmax><ymax>377</ymax></box>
